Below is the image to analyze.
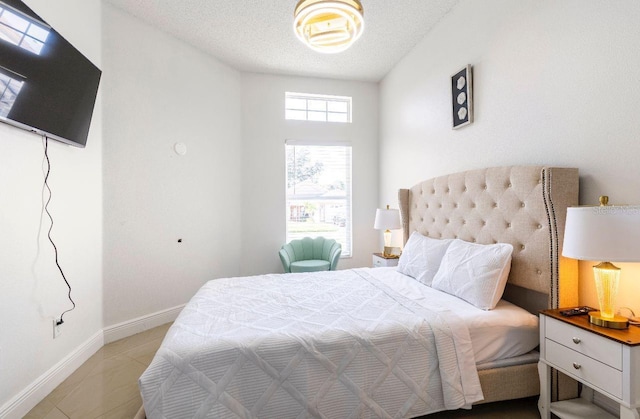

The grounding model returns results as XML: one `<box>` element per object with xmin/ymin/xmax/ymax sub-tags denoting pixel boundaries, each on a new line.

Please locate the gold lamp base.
<box><xmin>382</xmin><ymin>246</ymin><xmax>401</xmax><ymax>258</ymax></box>
<box><xmin>589</xmin><ymin>312</ymin><xmax>629</xmax><ymax>329</ymax></box>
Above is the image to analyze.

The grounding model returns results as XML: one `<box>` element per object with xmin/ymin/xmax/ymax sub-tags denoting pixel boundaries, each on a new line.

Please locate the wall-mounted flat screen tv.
<box><xmin>0</xmin><ymin>0</ymin><xmax>101</xmax><ymax>148</ymax></box>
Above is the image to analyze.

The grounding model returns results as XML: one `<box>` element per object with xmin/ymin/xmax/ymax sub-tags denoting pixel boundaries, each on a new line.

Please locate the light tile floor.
<box><xmin>24</xmin><ymin>323</ymin><xmax>171</xmax><ymax>419</ymax></box>
<box><xmin>25</xmin><ymin>321</ymin><xmax>540</xmax><ymax>419</ymax></box>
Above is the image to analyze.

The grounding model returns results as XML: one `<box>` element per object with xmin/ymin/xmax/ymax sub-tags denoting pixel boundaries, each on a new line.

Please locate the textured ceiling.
<box><xmin>103</xmin><ymin>0</ymin><xmax>460</xmax><ymax>82</ymax></box>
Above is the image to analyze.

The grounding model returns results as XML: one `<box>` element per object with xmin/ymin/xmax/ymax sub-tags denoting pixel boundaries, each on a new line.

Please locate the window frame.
<box><xmin>285</xmin><ymin>140</ymin><xmax>353</xmax><ymax>257</ymax></box>
<box><xmin>0</xmin><ymin>4</ymin><xmax>50</xmax><ymax>55</ymax></box>
<box><xmin>285</xmin><ymin>92</ymin><xmax>352</xmax><ymax>123</ymax></box>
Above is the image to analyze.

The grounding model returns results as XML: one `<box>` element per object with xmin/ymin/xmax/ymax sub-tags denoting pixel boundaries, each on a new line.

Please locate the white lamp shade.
<box><xmin>563</xmin><ymin>206</ymin><xmax>640</xmax><ymax>262</ymax></box>
<box><xmin>374</xmin><ymin>208</ymin><xmax>401</xmax><ymax>230</ymax></box>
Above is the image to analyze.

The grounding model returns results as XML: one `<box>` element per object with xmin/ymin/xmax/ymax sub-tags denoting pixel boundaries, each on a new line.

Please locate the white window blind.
<box><xmin>285</xmin><ymin>92</ymin><xmax>351</xmax><ymax>123</ymax></box>
<box><xmin>285</xmin><ymin>141</ymin><xmax>352</xmax><ymax>257</ymax></box>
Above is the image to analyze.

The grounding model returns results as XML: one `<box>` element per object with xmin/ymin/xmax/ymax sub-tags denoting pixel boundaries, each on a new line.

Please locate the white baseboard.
<box><xmin>0</xmin><ymin>330</ymin><xmax>103</xmax><ymax>419</ymax></box>
<box><xmin>0</xmin><ymin>306</ymin><xmax>184</xmax><ymax>418</ymax></box>
<box><xmin>103</xmin><ymin>304</ymin><xmax>184</xmax><ymax>344</ymax></box>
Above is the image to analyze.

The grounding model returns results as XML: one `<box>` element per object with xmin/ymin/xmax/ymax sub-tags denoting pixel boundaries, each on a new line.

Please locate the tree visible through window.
<box><xmin>286</xmin><ymin>142</ymin><xmax>352</xmax><ymax>257</ymax></box>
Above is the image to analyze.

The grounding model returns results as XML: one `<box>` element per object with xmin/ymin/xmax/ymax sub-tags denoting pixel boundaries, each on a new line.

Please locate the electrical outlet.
<box><xmin>53</xmin><ymin>319</ymin><xmax>62</xmax><ymax>339</ymax></box>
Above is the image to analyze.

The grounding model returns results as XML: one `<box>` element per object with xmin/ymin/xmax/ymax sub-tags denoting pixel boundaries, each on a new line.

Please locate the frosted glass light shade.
<box><xmin>293</xmin><ymin>0</ymin><xmax>364</xmax><ymax>54</ymax></box>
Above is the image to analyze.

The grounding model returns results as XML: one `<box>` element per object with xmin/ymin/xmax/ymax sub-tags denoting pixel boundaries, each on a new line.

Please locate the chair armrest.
<box><xmin>328</xmin><ymin>243</ymin><xmax>342</xmax><ymax>270</ymax></box>
<box><xmin>279</xmin><ymin>248</ymin><xmax>292</xmax><ymax>273</ymax></box>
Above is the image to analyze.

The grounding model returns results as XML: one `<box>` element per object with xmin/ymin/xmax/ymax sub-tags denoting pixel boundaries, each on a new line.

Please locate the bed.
<box><xmin>139</xmin><ymin>166</ymin><xmax>579</xmax><ymax>418</ymax></box>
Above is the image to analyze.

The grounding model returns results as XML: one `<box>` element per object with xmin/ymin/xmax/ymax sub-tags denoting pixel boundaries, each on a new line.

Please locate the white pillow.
<box><xmin>396</xmin><ymin>232</ymin><xmax>453</xmax><ymax>286</ymax></box>
<box><xmin>431</xmin><ymin>239</ymin><xmax>513</xmax><ymax>310</ymax></box>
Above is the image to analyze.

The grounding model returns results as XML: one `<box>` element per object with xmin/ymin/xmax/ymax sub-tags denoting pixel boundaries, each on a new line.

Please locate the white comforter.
<box><xmin>139</xmin><ymin>268</ymin><xmax>483</xmax><ymax>418</ymax></box>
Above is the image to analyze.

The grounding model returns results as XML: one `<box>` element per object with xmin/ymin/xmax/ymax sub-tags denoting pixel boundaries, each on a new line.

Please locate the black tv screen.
<box><xmin>0</xmin><ymin>0</ymin><xmax>101</xmax><ymax>147</ymax></box>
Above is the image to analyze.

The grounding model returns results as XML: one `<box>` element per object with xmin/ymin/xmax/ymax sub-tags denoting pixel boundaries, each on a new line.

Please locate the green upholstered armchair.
<box><xmin>279</xmin><ymin>237</ymin><xmax>342</xmax><ymax>273</ymax></box>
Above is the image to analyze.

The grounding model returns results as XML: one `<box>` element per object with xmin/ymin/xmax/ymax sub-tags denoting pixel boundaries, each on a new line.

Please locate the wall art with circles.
<box><xmin>451</xmin><ymin>65</ymin><xmax>473</xmax><ymax>129</ymax></box>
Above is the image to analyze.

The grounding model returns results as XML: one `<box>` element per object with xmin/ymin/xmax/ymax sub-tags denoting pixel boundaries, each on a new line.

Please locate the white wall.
<box><xmin>240</xmin><ymin>74</ymin><xmax>379</xmax><ymax>274</ymax></box>
<box><xmin>102</xmin><ymin>4</ymin><xmax>243</xmax><ymax>326</ymax></box>
<box><xmin>0</xmin><ymin>0</ymin><xmax>103</xmax><ymax>412</ymax></box>
<box><xmin>380</xmin><ymin>0</ymin><xmax>640</xmax><ymax>312</ymax></box>
<box><xmin>102</xmin><ymin>5</ymin><xmax>379</xmax><ymax>324</ymax></box>
<box><xmin>8</xmin><ymin>0</ymin><xmax>640</xmax><ymax>413</ymax></box>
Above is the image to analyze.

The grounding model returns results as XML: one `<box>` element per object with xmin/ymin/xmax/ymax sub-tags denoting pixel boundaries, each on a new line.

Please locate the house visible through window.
<box><xmin>286</xmin><ymin>141</ymin><xmax>352</xmax><ymax>257</ymax></box>
<box><xmin>285</xmin><ymin>92</ymin><xmax>351</xmax><ymax>123</ymax></box>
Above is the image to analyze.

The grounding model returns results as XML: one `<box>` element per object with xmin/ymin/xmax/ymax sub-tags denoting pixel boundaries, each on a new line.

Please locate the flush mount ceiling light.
<box><xmin>293</xmin><ymin>0</ymin><xmax>364</xmax><ymax>54</ymax></box>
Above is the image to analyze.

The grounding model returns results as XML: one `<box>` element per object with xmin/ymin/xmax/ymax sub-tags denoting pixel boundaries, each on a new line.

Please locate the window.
<box><xmin>286</xmin><ymin>141</ymin><xmax>352</xmax><ymax>257</ymax></box>
<box><xmin>285</xmin><ymin>92</ymin><xmax>351</xmax><ymax>123</ymax></box>
<box><xmin>0</xmin><ymin>4</ymin><xmax>50</xmax><ymax>55</ymax></box>
<box><xmin>0</xmin><ymin>71</ymin><xmax>24</xmax><ymax>117</ymax></box>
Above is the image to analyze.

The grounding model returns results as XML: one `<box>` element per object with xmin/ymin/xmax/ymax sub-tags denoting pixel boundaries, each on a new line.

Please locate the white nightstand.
<box><xmin>372</xmin><ymin>253</ymin><xmax>399</xmax><ymax>268</ymax></box>
<box><xmin>538</xmin><ymin>309</ymin><xmax>640</xmax><ymax>419</ymax></box>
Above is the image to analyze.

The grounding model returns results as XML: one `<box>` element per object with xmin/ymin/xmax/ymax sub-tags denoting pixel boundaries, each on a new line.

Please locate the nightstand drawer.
<box><xmin>539</xmin><ymin>310</ymin><xmax>640</xmax><ymax>419</ymax></box>
<box><xmin>546</xmin><ymin>317</ymin><xmax>622</xmax><ymax>369</ymax></box>
<box><xmin>546</xmin><ymin>339</ymin><xmax>622</xmax><ymax>399</ymax></box>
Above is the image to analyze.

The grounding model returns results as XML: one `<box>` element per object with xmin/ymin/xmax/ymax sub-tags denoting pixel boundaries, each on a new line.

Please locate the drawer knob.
<box><xmin>572</xmin><ymin>337</ymin><xmax>581</xmax><ymax>344</ymax></box>
<box><xmin>572</xmin><ymin>362</ymin><xmax>581</xmax><ymax>370</ymax></box>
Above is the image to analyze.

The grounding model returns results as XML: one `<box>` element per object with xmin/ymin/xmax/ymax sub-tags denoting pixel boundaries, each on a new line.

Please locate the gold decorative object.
<box><xmin>293</xmin><ymin>0</ymin><xmax>364</xmax><ymax>53</ymax></box>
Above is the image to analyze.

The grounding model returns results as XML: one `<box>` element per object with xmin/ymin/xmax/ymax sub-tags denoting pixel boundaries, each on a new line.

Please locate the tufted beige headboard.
<box><xmin>398</xmin><ymin>166</ymin><xmax>579</xmax><ymax>313</ymax></box>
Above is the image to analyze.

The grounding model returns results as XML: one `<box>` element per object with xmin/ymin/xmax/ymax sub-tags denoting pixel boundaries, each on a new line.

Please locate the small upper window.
<box><xmin>0</xmin><ymin>4</ymin><xmax>50</xmax><ymax>55</ymax></box>
<box><xmin>285</xmin><ymin>92</ymin><xmax>351</xmax><ymax>123</ymax></box>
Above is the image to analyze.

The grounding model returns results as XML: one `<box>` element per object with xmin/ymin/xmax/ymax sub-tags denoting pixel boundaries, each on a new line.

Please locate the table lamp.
<box><xmin>374</xmin><ymin>205</ymin><xmax>401</xmax><ymax>257</ymax></box>
<box><xmin>562</xmin><ymin>196</ymin><xmax>640</xmax><ymax>329</ymax></box>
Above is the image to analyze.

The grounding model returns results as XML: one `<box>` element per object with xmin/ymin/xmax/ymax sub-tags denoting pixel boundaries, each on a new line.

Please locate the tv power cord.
<box><xmin>43</xmin><ymin>135</ymin><xmax>76</xmax><ymax>326</ymax></box>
